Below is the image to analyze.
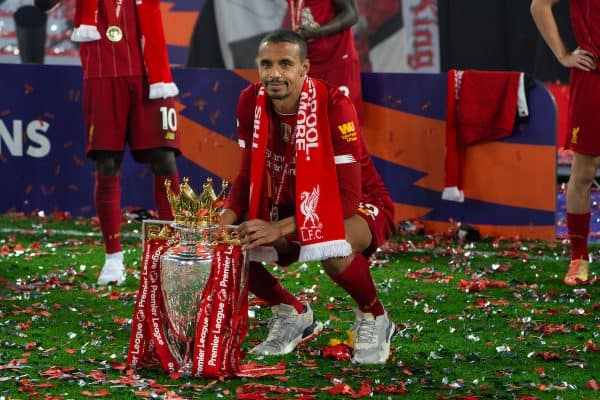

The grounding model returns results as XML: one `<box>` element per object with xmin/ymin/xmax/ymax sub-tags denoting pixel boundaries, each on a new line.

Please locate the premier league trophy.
<box><xmin>159</xmin><ymin>177</ymin><xmax>230</xmax><ymax>376</ymax></box>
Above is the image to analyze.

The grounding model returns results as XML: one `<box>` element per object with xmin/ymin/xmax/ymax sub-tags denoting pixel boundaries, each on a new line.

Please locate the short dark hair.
<box><xmin>259</xmin><ymin>29</ymin><xmax>307</xmax><ymax>60</ymax></box>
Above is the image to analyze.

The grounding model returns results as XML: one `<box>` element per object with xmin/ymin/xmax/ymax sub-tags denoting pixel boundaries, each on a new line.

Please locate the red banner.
<box><xmin>127</xmin><ymin>238</ymin><xmax>180</xmax><ymax>373</ymax></box>
<box><xmin>193</xmin><ymin>244</ymin><xmax>247</xmax><ymax>378</ymax></box>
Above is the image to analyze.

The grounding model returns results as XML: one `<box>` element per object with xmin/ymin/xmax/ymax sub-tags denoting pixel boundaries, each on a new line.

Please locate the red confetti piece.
<box><xmin>40</xmin><ymin>366</ymin><xmax>76</xmax><ymax>380</ymax></box>
<box><xmin>24</xmin><ymin>342</ymin><xmax>37</xmax><ymax>351</ymax></box>
<box><xmin>326</xmin><ymin>383</ymin><xmax>355</xmax><ymax>396</ymax></box>
<box><xmin>459</xmin><ymin>279</ymin><xmax>487</xmax><ymax>292</ymax></box>
<box><xmin>236</xmin><ymin>361</ymin><xmax>286</xmax><ymax>378</ymax></box>
<box><xmin>534</xmin><ymin>323</ymin><xmax>570</xmax><ymax>336</ymax></box>
<box><xmin>536</xmin><ymin>351</ymin><xmax>561</xmax><ymax>360</ymax></box>
<box><xmin>585</xmin><ymin>340</ymin><xmax>599</xmax><ymax>352</ymax></box>
<box><xmin>322</xmin><ymin>344</ymin><xmax>352</xmax><ymax>361</ymax></box>
<box><xmin>352</xmin><ymin>381</ymin><xmax>373</xmax><ymax>398</ymax></box>
<box><xmin>532</xmin><ymin>367</ymin><xmax>545</xmax><ymax>377</ymax></box>
<box><xmin>110</xmin><ymin>362</ymin><xmax>127</xmax><ymax>371</ymax></box>
<box><xmin>80</xmin><ymin>388</ymin><xmax>110</xmax><ymax>397</ymax></box>
<box><xmin>373</xmin><ymin>382</ymin><xmax>408</xmax><ymax>394</ymax></box>
<box><xmin>88</xmin><ymin>370</ymin><xmax>107</xmax><ymax>381</ymax></box>
<box><xmin>0</xmin><ymin>358</ymin><xmax>28</xmax><ymax>371</ymax></box>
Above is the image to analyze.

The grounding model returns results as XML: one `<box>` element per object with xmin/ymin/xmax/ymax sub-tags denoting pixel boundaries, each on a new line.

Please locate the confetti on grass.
<box><xmin>0</xmin><ymin>214</ymin><xmax>598</xmax><ymax>399</ymax></box>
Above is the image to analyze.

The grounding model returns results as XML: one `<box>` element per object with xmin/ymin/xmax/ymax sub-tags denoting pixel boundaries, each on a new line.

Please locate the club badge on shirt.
<box><xmin>281</xmin><ymin>122</ymin><xmax>292</xmax><ymax>143</ymax></box>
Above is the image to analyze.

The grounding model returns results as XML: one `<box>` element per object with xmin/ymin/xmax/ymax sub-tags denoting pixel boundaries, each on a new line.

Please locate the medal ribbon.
<box><xmin>270</xmin><ymin>118</ymin><xmax>297</xmax><ymax>222</ymax></box>
<box><xmin>106</xmin><ymin>0</ymin><xmax>123</xmax><ymax>33</ymax></box>
<box><xmin>288</xmin><ymin>0</ymin><xmax>305</xmax><ymax>32</ymax></box>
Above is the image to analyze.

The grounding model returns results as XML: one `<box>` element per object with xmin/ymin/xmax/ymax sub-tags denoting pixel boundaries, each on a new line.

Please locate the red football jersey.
<box><xmin>227</xmin><ymin>81</ymin><xmax>389</xmax><ymax>220</ymax></box>
<box><xmin>570</xmin><ymin>0</ymin><xmax>600</xmax><ymax>57</ymax></box>
<box><xmin>79</xmin><ymin>0</ymin><xmax>144</xmax><ymax>79</ymax></box>
<box><xmin>295</xmin><ymin>0</ymin><xmax>359</xmax><ymax>73</ymax></box>
<box><xmin>566</xmin><ymin>0</ymin><xmax>600</xmax><ymax>154</ymax></box>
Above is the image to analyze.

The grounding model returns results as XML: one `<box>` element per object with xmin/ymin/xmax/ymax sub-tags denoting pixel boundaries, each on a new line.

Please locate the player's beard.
<box><xmin>266</xmin><ymin>80</ymin><xmax>290</xmax><ymax>100</ymax></box>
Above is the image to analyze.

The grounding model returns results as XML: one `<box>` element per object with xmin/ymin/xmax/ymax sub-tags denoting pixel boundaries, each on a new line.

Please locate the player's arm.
<box><xmin>221</xmin><ymin>88</ymin><xmax>254</xmax><ymax>225</ymax></box>
<box><xmin>329</xmin><ymin>93</ymin><xmax>362</xmax><ymax>220</ymax></box>
<box><xmin>34</xmin><ymin>0</ymin><xmax>61</xmax><ymax>12</ymax></box>
<box><xmin>298</xmin><ymin>0</ymin><xmax>359</xmax><ymax>39</ymax></box>
<box><xmin>530</xmin><ymin>0</ymin><xmax>596</xmax><ymax>71</ymax></box>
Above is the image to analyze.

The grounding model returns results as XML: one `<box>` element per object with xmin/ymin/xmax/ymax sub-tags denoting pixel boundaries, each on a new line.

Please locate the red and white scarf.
<box><xmin>249</xmin><ymin>77</ymin><xmax>351</xmax><ymax>262</ymax></box>
<box><xmin>72</xmin><ymin>0</ymin><xmax>178</xmax><ymax>99</ymax></box>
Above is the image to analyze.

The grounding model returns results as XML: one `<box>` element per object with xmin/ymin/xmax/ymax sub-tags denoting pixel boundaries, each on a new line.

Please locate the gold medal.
<box><xmin>106</xmin><ymin>25</ymin><xmax>123</xmax><ymax>42</ymax></box>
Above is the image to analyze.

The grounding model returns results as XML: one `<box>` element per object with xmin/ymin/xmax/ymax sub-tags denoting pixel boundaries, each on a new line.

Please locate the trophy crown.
<box><xmin>165</xmin><ymin>177</ymin><xmax>229</xmax><ymax>227</ymax></box>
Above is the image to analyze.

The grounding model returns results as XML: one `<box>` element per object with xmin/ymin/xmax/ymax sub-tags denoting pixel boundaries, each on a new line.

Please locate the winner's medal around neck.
<box><xmin>106</xmin><ymin>25</ymin><xmax>123</xmax><ymax>42</ymax></box>
<box><xmin>106</xmin><ymin>0</ymin><xmax>124</xmax><ymax>42</ymax></box>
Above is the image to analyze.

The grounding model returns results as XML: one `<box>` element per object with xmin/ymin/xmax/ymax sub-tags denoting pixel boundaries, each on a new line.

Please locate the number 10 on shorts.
<box><xmin>160</xmin><ymin>107</ymin><xmax>178</xmax><ymax>131</ymax></box>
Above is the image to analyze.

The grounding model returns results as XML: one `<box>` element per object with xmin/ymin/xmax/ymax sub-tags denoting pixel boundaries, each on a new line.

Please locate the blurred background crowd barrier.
<box><xmin>0</xmin><ymin>1</ymin><xmax>574</xmax><ymax>239</ymax></box>
<box><xmin>0</xmin><ymin>64</ymin><xmax>556</xmax><ymax>239</ymax></box>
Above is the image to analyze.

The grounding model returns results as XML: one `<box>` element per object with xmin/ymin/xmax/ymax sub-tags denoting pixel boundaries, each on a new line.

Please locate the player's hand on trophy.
<box><xmin>238</xmin><ymin>219</ymin><xmax>283</xmax><ymax>250</ymax></box>
<box><xmin>219</xmin><ymin>208</ymin><xmax>238</xmax><ymax>226</ymax></box>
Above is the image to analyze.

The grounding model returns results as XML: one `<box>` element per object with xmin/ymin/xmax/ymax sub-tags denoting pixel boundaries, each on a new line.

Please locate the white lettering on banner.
<box><xmin>295</xmin><ymin>81</ymin><xmax>319</xmax><ymax>160</ymax></box>
<box><xmin>402</xmin><ymin>0</ymin><xmax>440</xmax><ymax>73</ymax></box>
<box><xmin>252</xmin><ymin>87</ymin><xmax>265</xmax><ymax>149</ymax></box>
<box><xmin>220</xmin><ymin>254</ymin><xmax>231</xmax><ymax>288</ymax></box>
<box><xmin>131</xmin><ymin>278</ymin><xmax>149</xmax><ymax>359</ymax></box>
<box><xmin>151</xmin><ymin>248</ymin><xmax>163</xmax><ymax>266</ymax></box>
<box><xmin>213</xmin><ymin>300</ymin><xmax>226</xmax><ymax>335</ymax></box>
<box><xmin>208</xmin><ymin>334</ymin><xmax>220</xmax><ymax>367</ymax></box>
<box><xmin>149</xmin><ymin>283</ymin><xmax>164</xmax><ymax>346</ymax></box>
<box><xmin>0</xmin><ymin>119</ymin><xmax>51</xmax><ymax>158</ymax></box>
<box><xmin>207</xmin><ymin>248</ymin><xmax>233</xmax><ymax>368</ymax></box>
<box><xmin>301</xmin><ymin>228</ymin><xmax>323</xmax><ymax>242</ymax></box>
<box><xmin>151</xmin><ymin>318</ymin><xmax>165</xmax><ymax>346</ymax></box>
<box><xmin>207</xmin><ymin>306</ymin><xmax>225</xmax><ymax>367</ymax></box>
<box><xmin>196</xmin><ymin>294</ymin><xmax>212</xmax><ymax>375</ymax></box>
<box><xmin>138</xmin><ymin>276</ymin><xmax>149</xmax><ymax>311</ymax></box>
<box><xmin>252</xmin><ymin>107</ymin><xmax>261</xmax><ymax>149</ymax></box>
<box><xmin>131</xmin><ymin>322</ymin><xmax>144</xmax><ymax>358</ymax></box>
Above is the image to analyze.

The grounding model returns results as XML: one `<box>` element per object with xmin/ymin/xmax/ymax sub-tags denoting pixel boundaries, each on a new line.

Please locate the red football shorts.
<box><xmin>83</xmin><ymin>76</ymin><xmax>181</xmax><ymax>159</ymax></box>
<box><xmin>567</xmin><ymin>69</ymin><xmax>600</xmax><ymax>155</ymax></box>
<box><xmin>357</xmin><ymin>196</ymin><xmax>395</xmax><ymax>258</ymax></box>
<box><xmin>310</xmin><ymin>58</ymin><xmax>364</xmax><ymax>122</ymax></box>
